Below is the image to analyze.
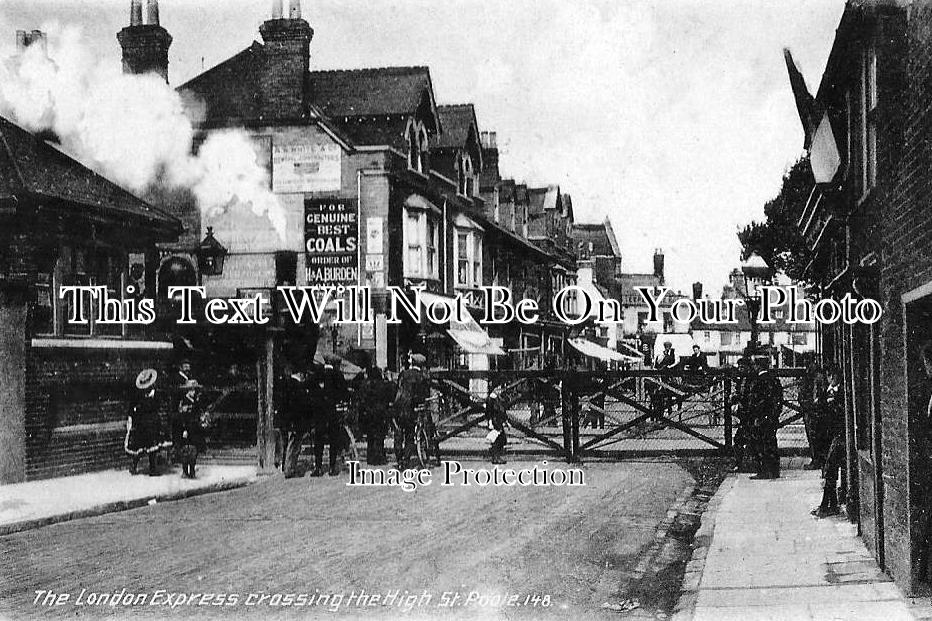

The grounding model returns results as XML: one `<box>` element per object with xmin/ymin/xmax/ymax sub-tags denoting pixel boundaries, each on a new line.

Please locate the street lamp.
<box><xmin>740</xmin><ymin>253</ymin><xmax>774</xmax><ymax>350</ymax></box>
<box><xmin>197</xmin><ymin>227</ymin><xmax>228</xmax><ymax>277</ymax></box>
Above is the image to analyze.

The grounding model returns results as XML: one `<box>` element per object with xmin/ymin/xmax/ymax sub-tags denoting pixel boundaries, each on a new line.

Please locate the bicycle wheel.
<box><xmin>414</xmin><ymin>419</ymin><xmax>431</xmax><ymax>469</ymax></box>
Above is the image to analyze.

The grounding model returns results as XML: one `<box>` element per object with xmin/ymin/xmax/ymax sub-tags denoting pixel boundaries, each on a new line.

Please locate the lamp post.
<box><xmin>740</xmin><ymin>253</ymin><xmax>774</xmax><ymax>351</ymax></box>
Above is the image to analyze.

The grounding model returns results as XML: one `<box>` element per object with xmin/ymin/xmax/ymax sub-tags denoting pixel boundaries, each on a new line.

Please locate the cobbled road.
<box><xmin>0</xmin><ymin>460</ymin><xmax>694</xmax><ymax>621</ymax></box>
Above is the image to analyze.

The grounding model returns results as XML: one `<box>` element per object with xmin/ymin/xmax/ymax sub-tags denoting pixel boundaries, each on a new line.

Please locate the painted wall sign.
<box><xmin>305</xmin><ymin>198</ymin><xmax>358</xmax><ymax>285</ymax></box>
<box><xmin>273</xmin><ymin>142</ymin><xmax>341</xmax><ymax>193</ymax></box>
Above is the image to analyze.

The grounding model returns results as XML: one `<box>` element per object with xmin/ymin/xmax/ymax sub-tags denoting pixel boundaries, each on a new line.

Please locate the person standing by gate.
<box><xmin>732</xmin><ymin>355</ymin><xmax>755</xmax><ymax>472</ymax></box>
<box><xmin>813</xmin><ymin>367</ymin><xmax>844</xmax><ymax>517</ymax></box>
<box><xmin>358</xmin><ymin>365</ymin><xmax>395</xmax><ymax>465</ymax></box>
<box><xmin>747</xmin><ymin>350</ymin><xmax>783</xmax><ymax>479</ymax></box>
<box><xmin>486</xmin><ymin>387</ymin><xmax>508</xmax><ymax>464</ymax></box>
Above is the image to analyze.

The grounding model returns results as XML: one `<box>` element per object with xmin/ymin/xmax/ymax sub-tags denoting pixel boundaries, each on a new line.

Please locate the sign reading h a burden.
<box><xmin>304</xmin><ymin>198</ymin><xmax>359</xmax><ymax>286</ymax></box>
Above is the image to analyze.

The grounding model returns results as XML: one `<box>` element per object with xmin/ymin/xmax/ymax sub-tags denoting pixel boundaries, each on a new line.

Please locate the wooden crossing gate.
<box><xmin>426</xmin><ymin>368</ymin><xmax>808</xmax><ymax>462</ymax></box>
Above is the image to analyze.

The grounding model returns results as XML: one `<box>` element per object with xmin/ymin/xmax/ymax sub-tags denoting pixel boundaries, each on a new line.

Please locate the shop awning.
<box><xmin>568</xmin><ymin>338</ymin><xmax>640</xmax><ymax>363</ymax></box>
<box><xmin>419</xmin><ymin>292</ymin><xmax>506</xmax><ymax>356</ymax></box>
<box><xmin>617</xmin><ymin>342</ymin><xmax>644</xmax><ymax>359</ymax></box>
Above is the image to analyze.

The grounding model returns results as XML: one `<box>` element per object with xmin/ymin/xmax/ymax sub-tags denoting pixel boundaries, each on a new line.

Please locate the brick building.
<box><xmin>0</xmin><ymin>108</ymin><xmax>180</xmax><ymax>483</ymax></box>
<box><xmin>791</xmin><ymin>0</ymin><xmax>932</xmax><ymax>595</ymax></box>
<box><xmin>115</xmin><ymin>0</ymin><xmax>580</xmax><ymax>378</ymax></box>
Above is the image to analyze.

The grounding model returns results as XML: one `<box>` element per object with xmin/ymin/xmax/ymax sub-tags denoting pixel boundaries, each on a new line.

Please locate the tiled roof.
<box><xmin>178</xmin><ymin>43</ymin><xmax>263</xmax><ymax>123</ymax></box>
<box><xmin>0</xmin><ymin>115</ymin><xmax>179</xmax><ymax>230</ymax></box>
<box><xmin>432</xmin><ymin>104</ymin><xmax>476</xmax><ymax>149</ymax></box>
<box><xmin>573</xmin><ymin>222</ymin><xmax>617</xmax><ymax>257</ymax></box>
<box><xmin>178</xmin><ymin>41</ymin><xmax>436</xmax><ymax>148</ymax></box>
<box><xmin>310</xmin><ymin>66</ymin><xmax>432</xmax><ymax>118</ymax></box>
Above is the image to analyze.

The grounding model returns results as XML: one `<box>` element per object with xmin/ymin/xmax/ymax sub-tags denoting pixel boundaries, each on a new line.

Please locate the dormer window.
<box><xmin>457</xmin><ymin>153</ymin><xmax>475</xmax><ymax>196</ymax></box>
<box><xmin>406</xmin><ymin>118</ymin><xmax>429</xmax><ymax>173</ymax></box>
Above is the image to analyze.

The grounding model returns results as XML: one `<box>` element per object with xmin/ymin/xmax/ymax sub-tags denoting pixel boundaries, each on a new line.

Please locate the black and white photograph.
<box><xmin>0</xmin><ymin>0</ymin><xmax>926</xmax><ymax>619</ymax></box>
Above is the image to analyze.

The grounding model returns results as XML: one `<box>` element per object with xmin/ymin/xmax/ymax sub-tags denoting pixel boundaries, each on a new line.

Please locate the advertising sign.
<box><xmin>273</xmin><ymin>142</ymin><xmax>342</xmax><ymax>193</ymax></box>
<box><xmin>305</xmin><ymin>199</ymin><xmax>358</xmax><ymax>286</ymax></box>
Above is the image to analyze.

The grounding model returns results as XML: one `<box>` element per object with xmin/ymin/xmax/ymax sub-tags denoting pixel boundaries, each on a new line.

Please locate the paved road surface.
<box><xmin>1</xmin><ymin>460</ymin><xmax>694</xmax><ymax>620</ymax></box>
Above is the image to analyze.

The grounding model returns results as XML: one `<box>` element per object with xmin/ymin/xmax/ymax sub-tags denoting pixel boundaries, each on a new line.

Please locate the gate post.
<box><xmin>723</xmin><ymin>376</ymin><xmax>733</xmax><ymax>451</ymax></box>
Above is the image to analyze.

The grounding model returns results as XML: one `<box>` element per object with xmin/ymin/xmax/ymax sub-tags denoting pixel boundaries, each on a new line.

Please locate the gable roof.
<box><xmin>0</xmin><ymin>115</ymin><xmax>179</xmax><ymax>232</ymax></box>
<box><xmin>572</xmin><ymin>218</ymin><xmax>621</xmax><ymax>258</ymax></box>
<box><xmin>432</xmin><ymin>104</ymin><xmax>477</xmax><ymax>149</ymax></box>
<box><xmin>178</xmin><ymin>40</ymin><xmax>439</xmax><ymax>149</ymax></box>
<box><xmin>310</xmin><ymin>66</ymin><xmax>434</xmax><ymax>118</ymax></box>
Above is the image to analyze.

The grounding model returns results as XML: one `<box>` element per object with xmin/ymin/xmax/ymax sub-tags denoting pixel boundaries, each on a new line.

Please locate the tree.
<box><xmin>738</xmin><ymin>156</ymin><xmax>814</xmax><ymax>283</ymax></box>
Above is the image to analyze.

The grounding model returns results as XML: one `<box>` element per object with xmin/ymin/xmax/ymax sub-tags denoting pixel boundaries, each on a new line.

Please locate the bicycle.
<box><xmin>413</xmin><ymin>395</ymin><xmax>442</xmax><ymax>468</ymax></box>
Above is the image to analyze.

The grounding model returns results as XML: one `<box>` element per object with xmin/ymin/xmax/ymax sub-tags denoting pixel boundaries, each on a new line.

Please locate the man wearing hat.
<box><xmin>176</xmin><ymin>379</ymin><xmax>206</xmax><ymax>478</ymax></box>
<box><xmin>125</xmin><ymin>369</ymin><xmax>166</xmax><ymax>476</ymax></box>
<box><xmin>745</xmin><ymin>346</ymin><xmax>783</xmax><ymax>479</ymax></box>
<box><xmin>311</xmin><ymin>353</ymin><xmax>349</xmax><ymax>476</ymax></box>
<box><xmin>392</xmin><ymin>353</ymin><xmax>431</xmax><ymax>469</ymax></box>
<box><xmin>280</xmin><ymin>363</ymin><xmax>312</xmax><ymax>479</ymax></box>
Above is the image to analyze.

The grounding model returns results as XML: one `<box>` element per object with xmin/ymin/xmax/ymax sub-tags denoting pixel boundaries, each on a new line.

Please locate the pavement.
<box><xmin>0</xmin><ymin>464</ymin><xmax>257</xmax><ymax>536</ymax></box>
<box><xmin>675</xmin><ymin>469</ymin><xmax>917</xmax><ymax>621</ymax></box>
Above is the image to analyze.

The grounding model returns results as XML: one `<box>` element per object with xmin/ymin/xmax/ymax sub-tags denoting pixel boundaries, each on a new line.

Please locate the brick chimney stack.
<box><xmin>259</xmin><ymin>0</ymin><xmax>313</xmax><ymax>122</ymax></box>
<box><xmin>653</xmin><ymin>248</ymin><xmax>665</xmax><ymax>285</ymax></box>
<box><xmin>117</xmin><ymin>0</ymin><xmax>172</xmax><ymax>83</ymax></box>
<box><xmin>480</xmin><ymin>131</ymin><xmax>500</xmax><ymax>185</ymax></box>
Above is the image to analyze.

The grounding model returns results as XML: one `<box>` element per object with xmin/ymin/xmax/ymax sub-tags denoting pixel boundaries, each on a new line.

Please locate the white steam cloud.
<box><xmin>0</xmin><ymin>25</ymin><xmax>286</xmax><ymax>240</ymax></box>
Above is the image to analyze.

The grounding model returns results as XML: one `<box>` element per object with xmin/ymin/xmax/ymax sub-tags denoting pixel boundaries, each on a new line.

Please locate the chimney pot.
<box><xmin>288</xmin><ymin>0</ymin><xmax>301</xmax><ymax>19</ymax></box>
<box><xmin>272</xmin><ymin>0</ymin><xmax>283</xmax><ymax>18</ymax></box>
<box><xmin>146</xmin><ymin>0</ymin><xmax>160</xmax><ymax>25</ymax></box>
<box><xmin>130</xmin><ymin>0</ymin><xmax>143</xmax><ymax>26</ymax></box>
<box><xmin>15</xmin><ymin>30</ymin><xmax>26</xmax><ymax>50</ymax></box>
<box><xmin>490</xmin><ymin>131</ymin><xmax>497</xmax><ymax>148</ymax></box>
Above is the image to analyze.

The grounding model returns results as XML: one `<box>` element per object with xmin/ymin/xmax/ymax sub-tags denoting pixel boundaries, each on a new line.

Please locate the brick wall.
<box><xmin>25</xmin><ymin>342</ymin><xmax>173</xmax><ymax>481</ymax></box>
<box><xmin>876</xmin><ymin>3</ymin><xmax>932</xmax><ymax>592</ymax></box>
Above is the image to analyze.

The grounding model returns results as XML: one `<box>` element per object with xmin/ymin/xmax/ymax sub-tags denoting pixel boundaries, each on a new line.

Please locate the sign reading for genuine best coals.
<box><xmin>304</xmin><ymin>198</ymin><xmax>358</xmax><ymax>286</ymax></box>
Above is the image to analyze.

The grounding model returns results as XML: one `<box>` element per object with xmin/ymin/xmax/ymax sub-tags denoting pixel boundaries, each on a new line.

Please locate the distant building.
<box><xmin>690</xmin><ymin>271</ymin><xmax>817</xmax><ymax>368</ymax></box>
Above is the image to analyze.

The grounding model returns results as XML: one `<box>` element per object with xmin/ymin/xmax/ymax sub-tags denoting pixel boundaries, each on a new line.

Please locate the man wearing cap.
<box><xmin>312</xmin><ymin>353</ymin><xmax>349</xmax><ymax>477</ymax></box>
<box><xmin>746</xmin><ymin>349</ymin><xmax>783</xmax><ymax>479</ymax></box>
<box><xmin>392</xmin><ymin>353</ymin><xmax>431</xmax><ymax>469</ymax></box>
<box><xmin>125</xmin><ymin>369</ymin><xmax>165</xmax><ymax>476</ymax></box>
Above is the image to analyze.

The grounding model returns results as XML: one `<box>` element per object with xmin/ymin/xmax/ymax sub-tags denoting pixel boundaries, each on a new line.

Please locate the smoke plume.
<box><xmin>0</xmin><ymin>25</ymin><xmax>287</xmax><ymax>241</ymax></box>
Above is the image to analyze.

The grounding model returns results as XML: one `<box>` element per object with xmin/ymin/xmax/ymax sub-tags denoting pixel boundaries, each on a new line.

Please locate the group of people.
<box><xmin>278</xmin><ymin>351</ymin><xmax>456</xmax><ymax>477</ymax></box>
<box><xmin>124</xmin><ymin>360</ymin><xmax>209</xmax><ymax>478</ymax></box>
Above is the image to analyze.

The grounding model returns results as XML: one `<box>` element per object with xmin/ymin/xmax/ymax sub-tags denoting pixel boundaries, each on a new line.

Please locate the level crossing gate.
<box><xmin>425</xmin><ymin>368</ymin><xmax>808</xmax><ymax>462</ymax></box>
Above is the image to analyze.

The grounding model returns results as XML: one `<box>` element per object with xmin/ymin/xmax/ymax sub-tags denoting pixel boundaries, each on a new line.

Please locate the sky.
<box><xmin>0</xmin><ymin>0</ymin><xmax>845</xmax><ymax>295</ymax></box>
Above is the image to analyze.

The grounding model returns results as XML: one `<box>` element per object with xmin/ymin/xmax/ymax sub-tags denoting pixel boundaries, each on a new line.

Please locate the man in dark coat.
<box><xmin>312</xmin><ymin>353</ymin><xmax>349</xmax><ymax>477</ymax></box>
<box><xmin>357</xmin><ymin>365</ymin><xmax>395</xmax><ymax>465</ymax></box>
<box><xmin>747</xmin><ymin>351</ymin><xmax>784</xmax><ymax>479</ymax></box>
<box><xmin>813</xmin><ymin>367</ymin><xmax>844</xmax><ymax>516</ymax></box>
<box><xmin>280</xmin><ymin>365</ymin><xmax>311</xmax><ymax>479</ymax></box>
<box><xmin>731</xmin><ymin>355</ymin><xmax>755</xmax><ymax>472</ymax></box>
<box><xmin>486</xmin><ymin>388</ymin><xmax>508</xmax><ymax>464</ymax></box>
<box><xmin>392</xmin><ymin>353</ymin><xmax>430</xmax><ymax>469</ymax></box>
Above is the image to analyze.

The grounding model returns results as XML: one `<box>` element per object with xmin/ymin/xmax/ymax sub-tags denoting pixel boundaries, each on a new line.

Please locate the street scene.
<box><xmin>1</xmin><ymin>0</ymin><xmax>932</xmax><ymax>619</ymax></box>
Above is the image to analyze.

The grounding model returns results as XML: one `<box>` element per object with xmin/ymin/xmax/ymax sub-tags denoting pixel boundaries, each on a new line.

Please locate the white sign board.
<box><xmin>366</xmin><ymin>217</ymin><xmax>384</xmax><ymax>253</ymax></box>
<box><xmin>273</xmin><ymin>143</ymin><xmax>341</xmax><ymax>193</ymax></box>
